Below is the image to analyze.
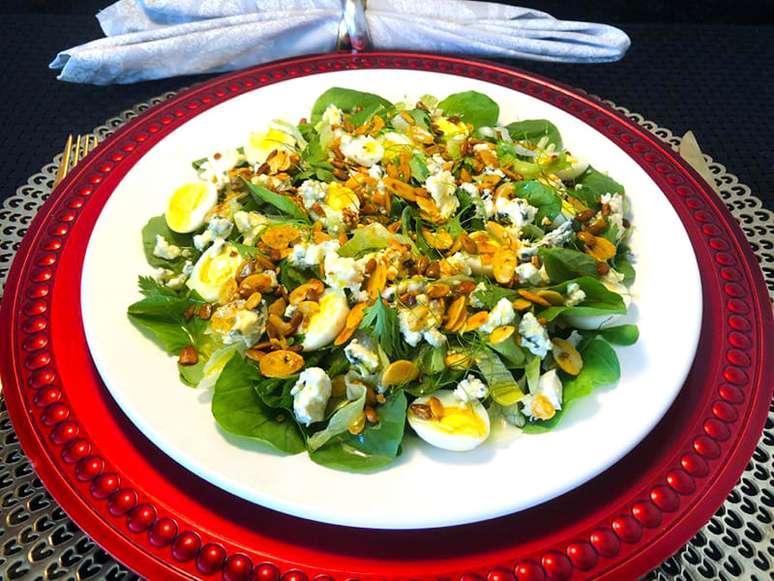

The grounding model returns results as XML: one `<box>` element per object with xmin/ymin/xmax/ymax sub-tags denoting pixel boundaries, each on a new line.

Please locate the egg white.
<box><xmin>302</xmin><ymin>290</ymin><xmax>350</xmax><ymax>351</ymax></box>
<box><xmin>408</xmin><ymin>390</ymin><xmax>491</xmax><ymax>452</ymax></box>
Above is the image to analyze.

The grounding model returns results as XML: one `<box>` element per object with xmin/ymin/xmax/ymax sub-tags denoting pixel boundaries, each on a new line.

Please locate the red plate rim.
<box><xmin>1</xmin><ymin>52</ymin><xmax>772</xmax><ymax>581</ymax></box>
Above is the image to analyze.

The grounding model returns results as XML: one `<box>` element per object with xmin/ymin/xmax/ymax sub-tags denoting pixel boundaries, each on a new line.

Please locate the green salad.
<box><xmin>128</xmin><ymin>87</ymin><xmax>637</xmax><ymax>471</ymax></box>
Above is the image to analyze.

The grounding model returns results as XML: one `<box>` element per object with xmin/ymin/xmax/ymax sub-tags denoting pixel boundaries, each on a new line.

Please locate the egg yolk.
<box><xmin>325</xmin><ymin>183</ymin><xmax>359</xmax><ymax>211</ymax></box>
<box><xmin>434</xmin><ymin>117</ymin><xmax>468</xmax><ymax>138</ymax></box>
<box><xmin>431</xmin><ymin>405</ymin><xmax>488</xmax><ymax>438</ymax></box>
<box><xmin>167</xmin><ymin>183</ymin><xmax>211</xmax><ymax>231</ymax></box>
<box><xmin>198</xmin><ymin>246</ymin><xmax>240</xmax><ymax>286</ymax></box>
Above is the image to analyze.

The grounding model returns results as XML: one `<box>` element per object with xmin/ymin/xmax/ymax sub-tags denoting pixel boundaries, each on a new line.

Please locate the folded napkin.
<box><xmin>51</xmin><ymin>0</ymin><xmax>631</xmax><ymax>85</ymax></box>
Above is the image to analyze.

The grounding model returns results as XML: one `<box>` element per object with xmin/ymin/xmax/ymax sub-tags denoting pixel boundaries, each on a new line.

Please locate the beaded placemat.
<box><xmin>0</xmin><ymin>92</ymin><xmax>771</xmax><ymax>580</ymax></box>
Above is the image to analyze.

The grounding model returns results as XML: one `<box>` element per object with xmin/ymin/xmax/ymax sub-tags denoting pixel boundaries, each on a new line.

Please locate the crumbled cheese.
<box><xmin>566</xmin><ymin>330</ymin><xmax>584</xmax><ymax>347</ymax></box>
<box><xmin>423</xmin><ymin>327</ymin><xmax>447</xmax><ymax>347</ymax></box>
<box><xmin>233</xmin><ymin>210</ymin><xmax>268</xmax><ymax>246</ymax></box>
<box><xmin>480</xmin><ymin>298</ymin><xmax>516</xmax><ymax>333</ymax></box>
<box><xmin>522</xmin><ymin>369</ymin><xmax>563</xmax><ymax>420</ymax></box>
<box><xmin>199</xmin><ymin>148</ymin><xmax>241</xmax><ymax>187</ymax></box>
<box><xmin>193</xmin><ymin>229</ymin><xmax>214</xmax><ymax>252</ymax></box>
<box><xmin>518</xmin><ymin>312</ymin><xmax>550</xmax><ymax>358</ymax></box>
<box><xmin>470</xmin><ymin>282</ymin><xmax>488</xmax><ymax>308</ymax></box>
<box><xmin>495</xmin><ymin>196</ymin><xmax>537</xmax><ymax>227</ymax></box>
<box><xmin>426</xmin><ymin>153</ymin><xmax>448</xmax><ymax>175</ymax></box>
<box><xmin>344</xmin><ymin>338</ymin><xmax>380</xmax><ymax>373</ymax></box>
<box><xmin>454</xmin><ymin>377</ymin><xmax>489</xmax><ymax>403</ymax></box>
<box><xmin>367</xmin><ymin>164</ymin><xmax>383</xmax><ymax>179</ymax></box>
<box><xmin>324</xmin><ymin>251</ymin><xmax>364</xmax><ymax>292</ymax></box>
<box><xmin>193</xmin><ymin>215</ymin><xmax>236</xmax><ymax>252</ymax></box>
<box><xmin>289</xmin><ymin>239</ymin><xmax>340</xmax><ymax>268</ymax></box>
<box><xmin>153</xmin><ymin>235</ymin><xmax>182</xmax><ymax>260</ymax></box>
<box><xmin>290</xmin><ymin>368</ymin><xmax>332</xmax><ymax>426</ymax></box>
<box><xmin>564</xmin><ymin>282</ymin><xmax>586</xmax><ymax>307</ymax></box>
<box><xmin>321</xmin><ymin>104</ymin><xmax>343</xmax><ymax>127</ymax></box>
<box><xmin>298</xmin><ymin>180</ymin><xmax>328</xmax><ymax>210</ymax></box>
<box><xmin>442</xmin><ymin>252</ymin><xmax>473</xmax><ymax>276</ymax></box>
<box><xmin>600</xmin><ymin>193</ymin><xmax>625</xmax><ymax>239</ymax></box>
<box><xmin>340</xmin><ymin>135</ymin><xmax>384</xmax><ymax>167</ymax></box>
<box><xmin>425</xmin><ymin>170</ymin><xmax>459</xmax><ymax>220</ymax></box>
<box><xmin>398</xmin><ymin>309</ymin><xmax>424</xmax><ymax>347</ymax></box>
<box><xmin>165</xmin><ymin>272</ymin><xmax>188</xmax><ymax>289</ymax></box>
<box><xmin>516</xmin><ymin>262</ymin><xmax>542</xmax><ymax>286</ymax></box>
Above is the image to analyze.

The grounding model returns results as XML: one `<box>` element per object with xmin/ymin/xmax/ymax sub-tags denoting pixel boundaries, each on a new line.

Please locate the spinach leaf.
<box><xmin>211</xmin><ymin>356</ymin><xmax>305</xmax><ymax>454</ymax></box>
<box><xmin>523</xmin><ymin>338</ymin><xmax>620</xmax><ymax>433</ymax></box>
<box><xmin>505</xmin><ymin>119</ymin><xmax>562</xmax><ymax>149</ymax></box>
<box><xmin>573</xmin><ymin>167</ymin><xmax>625</xmax><ymax>209</ymax></box>
<box><xmin>596</xmin><ymin>324</ymin><xmax>639</xmax><ymax>346</ymax></box>
<box><xmin>438</xmin><ymin>91</ymin><xmax>499</xmax><ymax>128</ymax></box>
<box><xmin>405</xmin><ymin>367</ymin><xmax>462</xmax><ymax>397</ymax></box>
<box><xmin>310</xmin><ymin>88</ymin><xmax>393</xmax><ymax>124</ymax></box>
<box><xmin>242</xmin><ymin>178</ymin><xmax>309</xmax><ymax>223</ymax></box>
<box><xmin>539</xmin><ymin>247</ymin><xmax>597</xmax><ymax>282</ymax></box>
<box><xmin>614</xmin><ymin>253</ymin><xmax>636</xmax><ymax>285</ymax></box>
<box><xmin>519</xmin><ymin>223</ymin><xmax>545</xmax><ymax>241</ymax></box>
<box><xmin>253</xmin><ymin>376</ymin><xmax>297</xmax><ymax>410</ymax></box>
<box><xmin>141</xmin><ymin>215</ymin><xmax>194</xmax><ymax>268</ymax></box>
<box><xmin>406</xmin><ymin>108</ymin><xmax>431</xmax><ymax>130</ymax></box>
<box><xmin>514</xmin><ymin>180</ymin><xmax>562</xmax><ymax>223</ymax></box>
<box><xmin>539</xmin><ymin>276</ymin><xmax>626</xmax><ymax>321</ymax></box>
<box><xmin>278</xmin><ymin>259</ymin><xmax>309</xmax><ymax>291</ymax></box>
<box><xmin>309</xmin><ymin>391</ymin><xmax>407</xmax><ymax>472</ymax></box>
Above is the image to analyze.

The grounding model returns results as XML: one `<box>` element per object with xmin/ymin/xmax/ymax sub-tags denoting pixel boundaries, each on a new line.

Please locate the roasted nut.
<box><xmin>462</xmin><ymin>310</ymin><xmax>489</xmax><ymax>332</ymax></box>
<box><xmin>425</xmin><ymin>261</ymin><xmax>441</xmax><ymax>279</ymax></box>
<box><xmin>244</xmin><ymin>292</ymin><xmax>262</xmax><ymax>311</ymax></box>
<box><xmin>536</xmin><ymin>290</ymin><xmax>564</xmax><ymax>306</ymax></box>
<box><xmin>576</xmin><ymin>209</ymin><xmax>595</xmax><ymax>222</ymax></box>
<box><xmin>261</xmin><ymin>224</ymin><xmax>300</xmax><ymax>250</ymax></box>
<box><xmin>289</xmin><ymin>279</ymin><xmax>325</xmax><ymax>304</ymax></box>
<box><xmin>596</xmin><ymin>261</ymin><xmax>610</xmax><ymax>275</ymax></box>
<box><xmin>409</xmin><ymin>403</ymin><xmax>432</xmax><ymax>420</ymax></box>
<box><xmin>489</xmin><ymin>325</ymin><xmax>515</xmax><ymax>345</ymax></box>
<box><xmin>426</xmin><ymin>282</ymin><xmax>451</xmax><ymax>298</ymax></box>
<box><xmin>267</xmin><ymin>296</ymin><xmax>287</xmax><ymax>317</ymax></box>
<box><xmin>245</xmin><ymin>348</ymin><xmax>266</xmax><ymax>362</ymax></box>
<box><xmin>178</xmin><ymin>345</ymin><xmax>198</xmax><ymax>366</ymax></box>
<box><xmin>512</xmin><ymin>298</ymin><xmax>533</xmax><ymax>311</ymax></box>
<box><xmin>552</xmin><ymin>338</ymin><xmax>583</xmax><ymax>375</ymax></box>
<box><xmin>364</xmin><ymin>405</ymin><xmax>379</xmax><ymax>424</ymax></box>
<box><xmin>445</xmin><ymin>350</ymin><xmax>473</xmax><ymax>369</ymax></box>
<box><xmin>259</xmin><ymin>350</ymin><xmax>305</xmax><ymax>378</ymax></box>
<box><xmin>460</xmin><ymin>233</ymin><xmax>478</xmax><ymax>255</ymax></box>
<box><xmin>219</xmin><ymin>278</ymin><xmax>238</xmax><ymax>304</ymax></box>
<box><xmin>428</xmin><ymin>396</ymin><xmax>444</xmax><ymax>419</ymax></box>
<box><xmin>586</xmin><ymin>236</ymin><xmax>616</xmax><ymax>261</ymax></box>
<box><xmin>457</xmin><ymin>280</ymin><xmax>476</xmax><ymax>294</ymax></box>
<box><xmin>239</xmin><ymin>273</ymin><xmax>275</xmax><ymax>298</ymax></box>
<box><xmin>517</xmin><ymin>289</ymin><xmax>551</xmax><ymax>307</ymax></box>
<box><xmin>381</xmin><ymin>360</ymin><xmax>420</xmax><ymax>386</ymax></box>
<box><xmin>348</xmin><ymin>411</ymin><xmax>366</xmax><ymax>435</ymax></box>
<box><xmin>587</xmin><ymin>218</ymin><xmax>608</xmax><ymax>235</ymax></box>
<box><xmin>493</xmin><ymin>248</ymin><xmax>517</xmax><ymax>285</ymax></box>
<box><xmin>366</xmin><ymin>261</ymin><xmax>387</xmax><ymax>301</ymax></box>
<box><xmin>196</xmin><ymin>303</ymin><xmax>213</xmax><ymax>320</ymax></box>
<box><xmin>443</xmin><ymin>295</ymin><xmax>467</xmax><ymax>331</ymax></box>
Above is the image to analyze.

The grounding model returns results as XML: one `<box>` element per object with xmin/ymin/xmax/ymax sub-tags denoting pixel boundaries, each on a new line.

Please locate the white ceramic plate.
<box><xmin>81</xmin><ymin>68</ymin><xmax>702</xmax><ymax>530</ymax></box>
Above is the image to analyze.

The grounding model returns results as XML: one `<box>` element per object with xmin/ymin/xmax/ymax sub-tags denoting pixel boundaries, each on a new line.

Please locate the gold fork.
<box><xmin>53</xmin><ymin>134</ymin><xmax>98</xmax><ymax>187</ymax></box>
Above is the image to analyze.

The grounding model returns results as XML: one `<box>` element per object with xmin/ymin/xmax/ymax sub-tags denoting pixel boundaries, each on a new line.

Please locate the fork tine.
<box><xmin>73</xmin><ymin>134</ymin><xmax>83</xmax><ymax>168</ymax></box>
<box><xmin>54</xmin><ymin>134</ymin><xmax>74</xmax><ymax>187</ymax></box>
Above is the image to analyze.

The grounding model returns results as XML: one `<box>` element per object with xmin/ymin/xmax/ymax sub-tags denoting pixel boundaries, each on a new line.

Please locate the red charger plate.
<box><xmin>1</xmin><ymin>53</ymin><xmax>772</xmax><ymax>581</ymax></box>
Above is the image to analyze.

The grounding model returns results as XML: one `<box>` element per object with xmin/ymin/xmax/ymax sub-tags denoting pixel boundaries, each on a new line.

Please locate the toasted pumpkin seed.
<box><xmin>443</xmin><ymin>295</ymin><xmax>467</xmax><ymax>331</ymax></box>
<box><xmin>348</xmin><ymin>411</ymin><xmax>366</xmax><ymax>435</ymax></box>
<box><xmin>463</xmin><ymin>310</ymin><xmax>489</xmax><ymax>332</ymax></box>
<box><xmin>259</xmin><ymin>350</ymin><xmax>305</xmax><ymax>378</ymax></box>
<box><xmin>427</xmin><ymin>282</ymin><xmax>451</xmax><ymax>298</ymax></box>
<box><xmin>493</xmin><ymin>248</ymin><xmax>518</xmax><ymax>285</ymax></box>
<box><xmin>536</xmin><ymin>290</ymin><xmax>564</xmax><ymax>306</ymax></box>
<box><xmin>489</xmin><ymin>325</ymin><xmax>515</xmax><ymax>345</ymax></box>
<box><xmin>366</xmin><ymin>261</ymin><xmax>387</xmax><ymax>301</ymax></box>
<box><xmin>178</xmin><ymin>345</ymin><xmax>198</xmax><ymax>366</ymax></box>
<box><xmin>261</xmin><ymin>224</ymin><xmax>300</xmax><ymax>250</ymax></box>
<box><xmin>512</xmin><ymin>298</ymin><xmax>533</xmax><ymax>311</ymax></box>
<box><xmin>381</xmin><ymin>360</ymin><xmax>420</xmax><ymax>386</ymax></box>
<box><xmin>586</xmin><ymin>236</ymin><xmax>616</xmax><ymax>261</ymax></box>
<box><xmin>428</xmin><ymin>396</ymin><xmax>444</xmax><ymax>419</ymax></box>
<box><xmin>551</xmin><ymin>338</ymin><xmax>583</xmax><ymax>375</ymax></box>
<box><xmin>445</xmin><ymin>350</ymin><xmax>473</xmax><ymax>369</ymax></box>
<box><xmin>267</xmin><ymin>296</ymin><xmax>287</xmax><ymax>317</ymax></box>
<box><xmin>517</xmin><ymin>289</ymin><xmax>551</xmax><ymax>307</ymax></box>
<box><xmin>289</xmin><ymin>279</ymin><xmax>324</xmax><ymax>304</ymax></box>
<box><xmin>409</xmin><ymin>403</ymin><xmax>432</xmax><ymax>420</ymax></box>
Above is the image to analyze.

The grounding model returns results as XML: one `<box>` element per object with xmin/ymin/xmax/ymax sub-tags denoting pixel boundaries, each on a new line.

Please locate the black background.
<box><xmin>1</xmin><ymin>1</ymin><xmax>772</xmax><ymax>211</ymax></box>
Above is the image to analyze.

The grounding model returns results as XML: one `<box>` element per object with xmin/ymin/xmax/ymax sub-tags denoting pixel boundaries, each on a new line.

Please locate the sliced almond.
<box><xmin>259</xmin><ymin>350</ymin><xmax>304</xmax><ymax>378</ymax></box>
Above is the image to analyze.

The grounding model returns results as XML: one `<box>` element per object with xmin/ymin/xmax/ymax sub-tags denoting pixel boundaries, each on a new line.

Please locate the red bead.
<box><xmin>515</xmin><ymin>561</ymin><xmax>545</xmax><ymax>581</ymax></box>
<box><xmin>75</xmin><ymin>456</ymin><xmax>104</xmax><ymax>481</ymax></box>
<box><xmin>728</xmin><ymin>332</ymin><xmax>751</xmax><ymax>349</ymax></box>
<box><xmin>29</xmin><ymin>368</ymin><xmax>55</xmax><ymax>388</ymax></box>
<box><xmin>254</xmin><ymin>563</ymin><xmax>280</xmax><ymax>581</ymax></box>
<box><xmin>68</xmin><ymin>198</ymin><xmax>84</xmax><ymax>209</ymax></box>
<box><xmin>99</xmin><ymin>163</ymin><xmax>113</xmax><ymax>173</ymax></box>
<box><xmin>726</xmin><ymin>349</ymin><xmax>751</xmax><ymax>367</ymax></box>
<box><xmin>728</xmin><ymin>315</ymin><xmax>751</xmax><ymax>331</ymax></box>
<box><xmin>589</xmin><ymin>529</ymin><xmax>620</xmax><ymax>557</ymax></box>
<box><xmin>147</xmin><ymin>125</ymin><xmax>160</xmax><ymax>133</ymax></box>
<box><xmin>197</xmin><ymin>543</ymin><xmax>226</xmax><ymax>574</ymax></box>
<box><xmin>723</xmin><ymin>367</ymin><xmax>748</xmax><ymax>385</ymax></box>
<box><xmin>719</xmin><ymin>268</ymin><xmax>741</xmax><ymax>282</ymax></box>
<box><xmin>282</xmin><ymin>571</ymin><xmax>308</xmax><ymax>581</ymax></box>
<box><xmin>172</xmin><ymin>531</ymin><xmax>201</xmax><ymax>561</ymax></box>
<box><xmin>723</xmin><ymin>283</ymin><xmax>746</xmax><ymax>299</ymax></box>
<box><xmin>34</xmin><ymin>387</ymin><xmax>61</xmax><ymax>407</ymax></box>
<box><xmin>666</xmin><ymin>470</ymin><xmax>696</xmax><ymax>494</ymax></box>
<box><xmin>31</xmin><ymin>269</ymin><xmax>52</xmax><ymax>282</ymax></box>
<box><xmin>709</xmin><ymin>237</ymin><xmax>729</xmax><ymax>250</ymax></box>
<box><xmin>715</xmin><ymin>252</ymin><xmax>735</xmax><ymax>266</ymax></box>
<box><xmin>36</xmin><ymin>253</ymin><xmax>57</xmax><ymax>266</ymax></box>
<box><xmin>41</xmin><ymin>403</ymin><xmax>69</xmax><ymax>426</ymax></box>
<box><xmin>612</xmin><ymin>515</ymin><xmax>642</xmax><ymax>543</ymax></box>
<box><xmin>541</xmin><ymin>552</ymin><xmax>572</xmax><ymax>580</ymax></box>
<box><xmin>487</xmin><ymin>568</ymin><xmax>515</xmax><ymax>581</ymax></box>
<box><xmin>704</xmin><ymin>418</ymin><xmax>731</xmax><ymax>440</ymax></box>
<box><xmin>123</xmin><ymin>143</ymin><xmax>136</xmax><ymax>152</ymax></box>
<box><xmin>135</xmin><ymin>132</ymin><xmax>148</xmax><ymax>142</ymax></box>
<box><xmin>631</xmin><ymin>501</ymin><xmax>662</xmax><ymax>528</ymax></box>
<box><xmin>149</xmin><ymin>517</ymin><xmax>178</xmax><ymax>547</ymax></box>
<box><xmin>22</xmin><ymin>317</ymin><xmax>47</xmax><ymax>333</ymax></box>
<box><xmin>108</xmin><ymin>488</ymin><xmax>137</xmax><ymax>515</ymax></box>
<box><xmin>51</xmin><ymin>420</ymin><xmax>79</xmax><ymax>444</ymax></box>
<box><xmin>223</xmin><ymin>554</ymin><xmax>253</xmax><ymax>581</ymax></box>
<box><xmin>712</xmin><ymin>401</ymin><xmax>738</xmax><ymax>422</ymax></box>
<box><xmin>693</xmin><ymin>211</ymin><xmax>711</xmax><ymax>222</ymax></box>
<box><xmin>25</xmin><ymin>351</ymin><xmax>51</xmax><ymax>370</ymax></box>
<box><xmin>127</xmin><ymin>504</ymin><xmax>157</xmax><ymax>533</ymax></box>
<box><xmin>43</xmin><ymin>238</ymin><xmax>62</xmax><ymax>251</ymax></box>
<box><xmin>111</xmin><ymin>151</ymin><xmax>125</xmax><ymax>161</ymax></box>
<box><xmin>27</xmin><ymin>284</ymin><xmax>51</xmax><ymax>299</ymax></box>
<box><xmin>24</xmin><ymin>300</ymin><xmax>48</xmax><ymax>317</ymax></box>
<box><xmin>23</xmin><ymin>333</ymin><xmax>48</xmax><ymax>351</ymax></box>
<box><xmin>693</xmin><ymin>435</ymin><xmax>721</xmax><ymax>458</ymax></box>
<box><xmin>50</xmin><ymin>224</ymin><xmax>69</xmax><ymax>236</ymax></box>
<box><xmin>702</xmin><ymin>223</ymin><xmax>720</xmax><ymax>235</ymax></box>
<box><xmin>89</xmin><ymin>174</ymin><xmax>102</xmax><ymax>185</ymax></box>
<box><xmin>90</xmin><ymin>472</ymin><xmax>120</xmax><ymax>499</ymax></box>
<box><xmin>566</xmin><ymin>542</ymin><xmax>598</xmax><ymax>570</ymax></box>
<box><xmin>719</xmin><ymin>384</ymin><xmax>744</xmax><ymax>404</ymax></box>
<box><xmin>681</xmin><ymin>453</ymin><xmax>709</xmax><ymax>477</ymax></box>
<box><xmin>650</xmin><ymin>485</ymin><xmax>680</xmax><ymax>512</ymax></box>
<box><xmin>727</xmin><ymin>298</ymin><xmax>749</xmax><ymax>314</ymax></box>
<box><xmin>62</xmin><ymin>438</ymin><xmax>90</xmax><ymax>463</ymax></box>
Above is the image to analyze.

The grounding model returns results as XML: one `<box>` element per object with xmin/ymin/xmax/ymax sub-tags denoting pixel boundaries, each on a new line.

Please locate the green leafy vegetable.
<box><xmin>614</xmin><ymin>252</ymin><xmax>636</xmax><ymax>285</ymax></box>
<box><xmin>278</xmin><ymin>259</ymin><xmax>309</xmax><ymax>291</ymax></box>
<box><xmin>409</xmin><ymin>153</ymin><xmax>430</xmax><ymax>184</ymax></box>
<box><xmin>523</xmin><ymin>337</ymin><xmax>621</xmax><ymax>433</ymax></box>
<box><xmin>310</xmin><ymin>87</ymin><xmax>393</xmax><ymax>124</ymax></box>
<box><xmin>359</xmin><ymin>298</ymin><xmax>405</xmax><ymax>360</ymax></box>
<box><xmin>514</xmin><ymin>180</ymin><xmax>562</xmax><ymax>224</ymax></box>
<box><xmin>308</xmin><ymin>384</ymin><xmax>366</xmax><ymax>451</ymax></box>
<box><xmin>297</xmin><ymin>133</ymin><xmax>336</xmax><ymax>183</ymax></box>
<box><xmin>539</xmin><ymin>248</ymin><xmax>598</xmax><ymax>282</ymax></box>
<box><xmin>242</xmin><ymin>178</ymin><xmax>309</xmax><ymax>223</ymax></box>
<box><xmin>489</xmin><ymin>337</ymin><xmax>525</xmax><ymax>367</ymax></box>
<box><xmin>495</xmin><ymin>143</ymin><xmax>542</xmax><ymax>178</ymax></box>
<box><xmin>141</xmin><ymin>215</ymin><xmax>194</xmax><ymax>268</ymax></box>
<box><xmin>438</xmin><ymin>91</ymin><xmax>499</xmax><ymax>128</ymax></box>
<box><xmin>505</xmin><ymin>119</ymin><xmax>562</xmax><ymax>148</ymax></box>
<box><xmin>476</xmin><ymin>349</ymin><xmax>524</xmax><ymax>405</ymax></box>
<box><xmin>211</xmin><ymin>357</ymin><xmax>305</xmax><ymax>454</ymax></box>
<box><xmin>338</xmin><ymin>223</ymin><xmax>412</xmax><ymax>257</ymax></box>
<box><xmin>573</xmin><ymin>167</ymin><xmax>625</xmax><ymax>209</ymax></box>
<box><xmin>539</xmin><ymin>276</ymin><xmax>627</xmax><ymax>321</ymax></box>
<box><xmin>309</xmin><ymin>391</ymin><xmax>407</xmax><ymax>472</ymax></box>
<box><xmin>472</xmin><ymin>279</ymin><xmax>518</xmax><ymax>309</ymax></box>
<box><xmin>596</xmin><ymin>324</ymin><xmax>639</xmax><ymax>345</ymax></box>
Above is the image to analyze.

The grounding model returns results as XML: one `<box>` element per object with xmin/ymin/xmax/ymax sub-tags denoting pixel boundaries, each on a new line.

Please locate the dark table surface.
<box><xmin>0</xmin><ymin>15</ymin><xmax>772</xmax><ymax>213</ymax></box>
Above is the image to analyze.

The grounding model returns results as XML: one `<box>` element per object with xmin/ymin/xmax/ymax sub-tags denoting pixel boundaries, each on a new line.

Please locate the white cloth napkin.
<box><xmin>51</xmin><ymin>0</ymin><xmax>631</xmax><ymax>85</ymax></box>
